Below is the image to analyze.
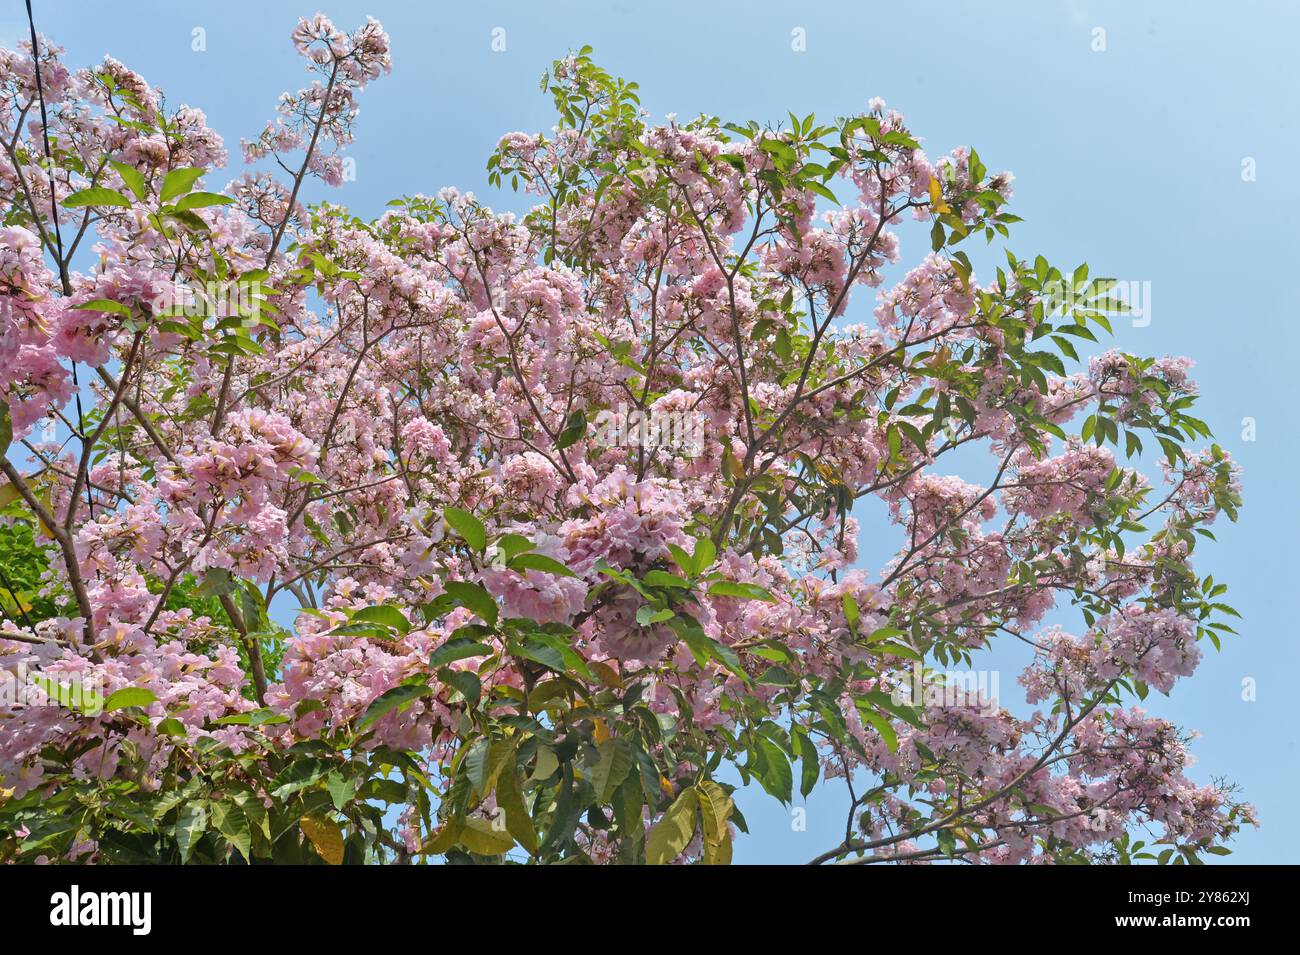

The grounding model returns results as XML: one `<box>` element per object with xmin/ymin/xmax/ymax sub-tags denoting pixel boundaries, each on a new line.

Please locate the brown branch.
<box><xmin>0</xmin><ymin>459</ymin><xmax>95</xmax><ymax>644</ymax></box>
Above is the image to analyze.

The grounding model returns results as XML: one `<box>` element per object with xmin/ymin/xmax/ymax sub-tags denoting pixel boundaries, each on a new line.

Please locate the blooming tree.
<box><xmin>0</xmin><ymin>14</ymin><xmax>1252</xmax><ymax>865</ymax></box>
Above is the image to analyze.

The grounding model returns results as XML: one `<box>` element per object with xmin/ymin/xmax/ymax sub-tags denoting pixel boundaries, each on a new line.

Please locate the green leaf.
<box><xmin>439</xmin><ymin>667</ymin><xmax>482</xmax><ymax>706</ymax></box>
<box><xmin>507</xmin><ymin>552</ymin><xmax>576</xmax><ymax>578</ymax></box>
<box><xmin>351</xmin><ymin>604</ymin><xmax>411</xmax><ymax>635</ymax></box>
<box><xmin>512</xmin><ymin>638</ymin><xmax>565</xmax><ymax>672</ymax></box>
<box><xmin>591</xmin><ymin>738</ymin><xmax>635</xmax><ymax>803</ymax></box>
<box><xmin>156</xmin><ymin>717</ymin><xmax>187</xmax><ymax>737</ymax></box>
<box><xmin>0</xmin><ymin>403</ymin><xmax>11</xmax><ymax>458</ymax></box>
<box><xmin>444</xmin><ymin>580</ymin><xmax>499</xmax><ymax>627</ymax></box>
<box><xmin>215</xmin><ymin>707</ymin><xmax>285</xmax><ymax>727</ymax></box>
<box><xmin>160</xmin><ymin>167</ymin><xmax>205</xmax><ymax>202</ymax></box>
<box><xmin>104</xmin><ymin>687</ymin><xmax>158</xmax><ymax>712</ymax></box>
<box><xmin>875</xmin><ymin>641</ymin><xmax>922</xmax><ymax>661</ymax></box>
<box><xmin>326</xmin><ymin>771</ymin><xmax>358</xmax><ymax>811</ymax></box>
<box><xmin>357</xmin><ymin>682</ymin><xmax>432</xmax><ymax>730</ymax></box>
<box><xmin>428</xmin><ymin>637</ymin><xmax>489</xmax><ymax>669</ymax></box>
<box><xmin>708</xmin><ymin>581</ymin><xmax>777</xmax><ymax>602</ymax></box>
<box><xmin>63</xmin><ymin>186</ymin><xmax>130</xmax><ymax>208</ymax></box>
<box><xmin>805</xmin><ymin>180</ymin><xmax>839</xmax><ymax>203</ymax></box>
<box><xmin>108</xmin><ymin>160</ymin><xmax>147</xmax><ymax>201</ymax></box>
<box><xmin>930</xmin><ymin>219</ymin><xmax>946</xmax><ymax>252</ymax></box>
<box><xmin>666</xmin><ymin>543</ymin><xmax>694</xmax><ymax>576</ymax></box>
<box><xmin>210</xmin><ymin>801</ymin><xmax>251</xmax><ymax>862</ymax></box>
<box><xmin>73</xmin><ymin>298</ymin><xmax>132</xmax><ymax>317</ymax></box>
<box><xmin>636</xmin><ymin>605</ymin><xmax>673</xmax><ymax>626</ymax></box>
<box><xmin>174</xmin><ymin>801</ymin><xmax>209</xmax><ymax>863</ymax></box>
<box><xmin>464</xmin><ymin>737</ymin><xmax>512</xmax><ymax>795</ymax></box>
<box><xmin>692</xmin><ymin>537</ymin><xmax>716</xmax><ymax>573</ymax></box>
<box><xmin>645</xmin><ymin>787</ymin><xmax>698</xmax><ymax>865</ymax></box>
<box><xmin>30</xmin><ymin>674</ymin><xmax>103</xmax><ymax>715</ymax></box>
<box><xmin>444</xmin><ymin>507</ymin><xmax>486</xmax><ymax>553</ymax></box>
<box><xmin>494</xmin><ymin>533</ymin><xmax>533</xmax><ymax>561</ymax></box>
<box><xmin>168</xmin><ymin>208</ymin><xmax>211</xmax><ymax>233</ymax></box>
<box><xmin>195</xmin><ymin>567</ymin><xmax>236</xmax><ymax>597</ymax></box>
<box><xmin>173</xmin><ymin>191</ymin><xmax>235</xmax><ymax>211</ymax></box>
<box><xmin>495</xmin><ymin>749</ymin><xmax>538</xmax><ymax>855</ymax></box>
<box><xmin>555</xmin><ymin>409</ymin><xmax>587</xmax><ymax>449</ymax></box>
<box><xmin>841</xmin><ymin>593</ymin><xmax>860</xmax><ymax>634</ymax></box>
<box><xmin>328</xmin><ymin>621</ymin><xmax>398</xmax><ymax>640</ymax></box>
<box><xmin>859</xmin><ymin>707</ymin><xmax>899</xmax><ymax>752</ymax></box>
<box><xmin>526</xmin><ymin>631</ymin><xmax>592</xmax><ymax>679</ymax></box>
<box><xmin>754</xmin><ymin>737</ymin><xmax>793</xmax><ymax>804</ymax></box>
<box><xmin>230</xmin><ymin>791</ymin><xmax>271</xmax><ymax>841</ymax></box>
<box><xmin>643</xmin><ymin>569</ymin><xmax>690</xmax><ymax>589</ymax></box>
<box><xmin>671</xmin><ymin>614</ymin><xmax>748</xmax><ymax>683</ymax></box>
<box><xmin>795</xmin><ymin>730</ymin><xmax>820</xmax><ymax>798</ymax></box>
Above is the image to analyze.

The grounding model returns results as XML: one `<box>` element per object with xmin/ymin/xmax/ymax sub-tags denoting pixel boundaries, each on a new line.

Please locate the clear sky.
<box><xmin>12</xmin><ymin>0</ymin><xmax>1298</xmax><ymax>864</ymax></box>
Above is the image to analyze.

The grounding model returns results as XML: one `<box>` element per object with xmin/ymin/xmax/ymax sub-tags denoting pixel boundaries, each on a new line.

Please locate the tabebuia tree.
<box><xmin>0</xmin><ymin>14</ymin><xmax>1253</xmax><ymax>865</ymax></box>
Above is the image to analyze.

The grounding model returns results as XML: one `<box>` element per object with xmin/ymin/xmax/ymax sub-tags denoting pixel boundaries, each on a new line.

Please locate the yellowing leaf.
<box><xmin>527</xmin><ymin>679</ymin><xmax>567</xmax><ymax>712</ymax></box>
<box><xmin>0</xmin><ymin>482</ymin><xmax>20</xmax><ymax>509</ymax></box>
<box><xmin>36</xmin><ymin>481</ymin><xmax>55</xmax><ymax>538</ymax></box>
<box><xmin>421</xmin><ymin>820</ymin><xmax>463</xmax><ymax>855</ymax></box>
<box><xmin>0</xmin><ymin>587</ymin><xmax>32</xmax><ymax>615</ymax></box>
<box><xmin>459</xmin><ymin>817</ymin><xmax>515</xmax><ymax>855</ymax></box>
<box><xmin>589</xmin><ymin>661</ymin><xmax>622</xmax><ymax>689</ymax></box>
<box><xmin>645</xmin><ymin>788</ymin><xmax>698</xmax><ymax>865</ymax></box>
<box><xmin>300</xmin><ymin>813</ymin><xmax>345</xmax><ymax>865</ymax></box>
<box><xmin>705</xmin><ymin>832</ymin><xmax>732</xmax><ymax>866</ymax></box>
<box><xmin>495</xmin><ymin>750</ymin><xmax>538</xmax><ymax>855</ymax></box>
<box><xmin>696</xmin><ymin>781</ymin><xmax>734</xmax><ymax>866</ymax></box>
<box><xmin>591</xmin><ymin>738</ymin><xmax>634</xmax><ymax>803</ymax></box>
<box><xmin>528</xmin><ymin>746</ymin><xmax>559</xmax><ymax>783</ymax></box>
<box><xmin>722</xmin><ymin>448</ymin><xmax>745</xmax><ymax>479</ymax></box>
<box><xmin>927</xmin><ymin>176</ymin><xmax>951</xmax><ymax>214</ymax></box>
<box><xmin>483</xmin><ymin>738</ymin><xmax>516</xmax><ymax>795</ymax></box>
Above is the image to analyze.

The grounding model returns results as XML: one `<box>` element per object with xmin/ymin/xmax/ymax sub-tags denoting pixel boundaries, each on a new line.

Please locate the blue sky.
<box><xmin>12</xmin><ymin>0</ymin><xmax>1298</xmax><ymax>864</ymax></box>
